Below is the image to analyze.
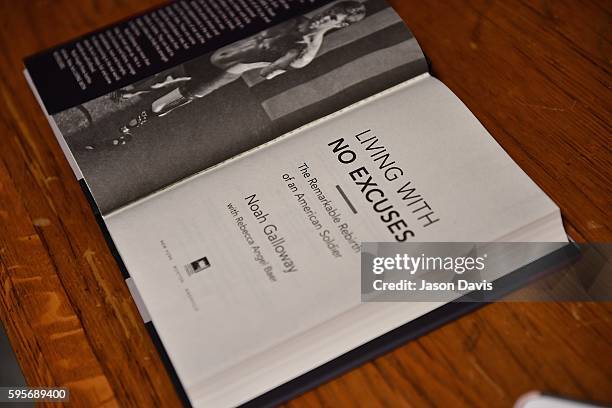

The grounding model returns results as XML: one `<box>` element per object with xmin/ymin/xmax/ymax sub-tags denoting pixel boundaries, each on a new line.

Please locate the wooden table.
<box><xmin>0</xmin><ymin>0</ymin><xmax>610</xmax><ymax>406</ymax></box>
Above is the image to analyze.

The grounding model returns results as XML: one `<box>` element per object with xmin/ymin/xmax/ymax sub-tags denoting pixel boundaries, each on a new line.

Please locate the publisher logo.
<box><xmin>185</xmin><ymin>256</ymin><xmax>210</xmax><ymax>276</ymax></box>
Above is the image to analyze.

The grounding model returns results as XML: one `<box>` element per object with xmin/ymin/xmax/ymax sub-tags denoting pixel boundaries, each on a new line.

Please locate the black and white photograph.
<box><xmin>52</xmin><ymin>0</ymin><xmax>427</xmax><ymax>214</ymax></box>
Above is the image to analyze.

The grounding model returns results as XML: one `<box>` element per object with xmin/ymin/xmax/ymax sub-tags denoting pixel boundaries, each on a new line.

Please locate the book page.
<box><xmin>26</xmin><ymin>0</ymin><xmax>428</xmax><ymax>214</ymax></box>
<box><xmin>105</xmin><ymin>74</ymin><xmax>566</xmax><ymax>406</ymax></box>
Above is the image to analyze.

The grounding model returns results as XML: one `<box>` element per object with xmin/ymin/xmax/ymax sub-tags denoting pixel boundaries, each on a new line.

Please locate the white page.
<box><xmin>105</xmin><ymin>74</ymin><xmax>566</xmax><ymax>406</ymax></box>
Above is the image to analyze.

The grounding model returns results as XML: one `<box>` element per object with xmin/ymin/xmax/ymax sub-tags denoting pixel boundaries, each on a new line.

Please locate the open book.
<box><xmin>25</xmin><ymin>0</ymin><xmax>567</xmax><ymax>406</ymax></box>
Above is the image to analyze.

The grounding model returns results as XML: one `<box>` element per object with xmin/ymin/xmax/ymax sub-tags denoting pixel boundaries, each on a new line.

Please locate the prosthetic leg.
<box><xmin>117</xmin><ymin>88</ymin><xmax>194</xmax><ymax>138</ymax></box>
<box><xmin>108</xmin><ymin>71</ymin><xmax>244</xmax><ymax>149</ymax></box>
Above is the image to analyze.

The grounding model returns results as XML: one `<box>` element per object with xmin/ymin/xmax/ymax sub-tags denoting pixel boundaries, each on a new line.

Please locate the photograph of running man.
<box><xmin>53</xmin><ymin>0</ymin><xmax>427</xmax><ymax>214</ymax></box>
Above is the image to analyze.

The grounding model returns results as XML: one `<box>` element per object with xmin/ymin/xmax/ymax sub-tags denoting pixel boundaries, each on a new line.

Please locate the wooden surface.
<box><xmin>0</xmin><ymin>0</ymin><xmax>610</xmax><ymax>406</ymax></box>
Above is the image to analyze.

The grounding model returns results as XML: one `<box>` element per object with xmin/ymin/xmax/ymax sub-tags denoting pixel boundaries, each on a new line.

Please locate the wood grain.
<box><xmin>0</xmin><ymin>0</ymin><xmax>610</xmax><ymax>407</ymax></box>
